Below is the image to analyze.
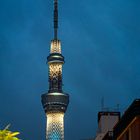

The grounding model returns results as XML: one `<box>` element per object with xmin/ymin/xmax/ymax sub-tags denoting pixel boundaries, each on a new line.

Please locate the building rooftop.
<box><xmin>113</xmin><ymin>99</ymin><xmax>140</xmax><ymax>139</ymax></box>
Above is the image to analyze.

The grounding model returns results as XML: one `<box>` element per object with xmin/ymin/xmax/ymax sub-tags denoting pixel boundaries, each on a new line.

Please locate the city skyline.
<box><xmin>0</xmin><ymin>0</ymin><xmax>140</xmax><ymax>140</ymax></box>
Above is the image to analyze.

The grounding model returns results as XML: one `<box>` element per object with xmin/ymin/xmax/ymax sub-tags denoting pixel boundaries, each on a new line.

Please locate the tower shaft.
<box><xmin>48</xmin><ymin>40</ymin><xmax>64</xmax><ymax>93</ymax></box>
<box><xmin>46</xmin><ymin>112</ymin><xmax>64</xmax><ymax>139</ymax></box>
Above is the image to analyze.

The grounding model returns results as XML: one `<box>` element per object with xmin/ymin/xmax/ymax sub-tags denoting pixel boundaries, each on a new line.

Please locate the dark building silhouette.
<box><xmin>113</xmin><ymin>99</ymin><xmax>140</xmax><ymax>140</ymax></box>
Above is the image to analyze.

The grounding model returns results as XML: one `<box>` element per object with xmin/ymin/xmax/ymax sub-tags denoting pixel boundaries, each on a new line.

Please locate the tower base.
<box><xmin>46</xmin><ymin>112</ymin><xmax>64</xmax><ymax>140</ymax></box>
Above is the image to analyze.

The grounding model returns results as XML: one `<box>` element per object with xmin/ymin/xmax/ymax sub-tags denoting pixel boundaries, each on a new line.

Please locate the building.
<box><xmin>94</xmin><ymin>99</ymin><xmax>140</xmax><ymax>140</ymax></box>
<box><xmin>95</xmin><ymin>111</ymin><xmax>120</xmax><ymax>140</ymax></box>
<box><xmin>113</xmin><ymin>99</ymin><xmax>140</xmax><ymax>140</ymax></box>
<box><xmin>41</xmin><ymin>0</ymin><xmax>69</xmax><ymax>140</ymax></box>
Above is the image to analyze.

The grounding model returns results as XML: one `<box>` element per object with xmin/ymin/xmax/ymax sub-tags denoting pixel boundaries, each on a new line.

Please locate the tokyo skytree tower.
<box><xmin>41</xmin><ymin>0</ymin><xmax>69</xmax><ymax>140</ymax></box>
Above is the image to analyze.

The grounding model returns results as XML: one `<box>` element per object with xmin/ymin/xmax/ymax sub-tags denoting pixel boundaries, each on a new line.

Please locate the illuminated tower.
<box><xmin>41</xmin><ymin>0</ymin><xmax>69</xmax><ymax>140</ymax></box>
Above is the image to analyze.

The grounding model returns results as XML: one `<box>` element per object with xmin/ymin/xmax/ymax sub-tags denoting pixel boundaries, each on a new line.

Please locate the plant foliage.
<box><xmin>0</xmin><ymin>125</ymin><xmax>20</xmax><ymax>140</ymax></box>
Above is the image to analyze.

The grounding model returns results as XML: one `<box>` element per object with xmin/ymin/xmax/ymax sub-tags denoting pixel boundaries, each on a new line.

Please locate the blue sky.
<box><xmin>0</xmin><ymin>0</ymin><xmax>140</xmax><ymax>139</ymax></box>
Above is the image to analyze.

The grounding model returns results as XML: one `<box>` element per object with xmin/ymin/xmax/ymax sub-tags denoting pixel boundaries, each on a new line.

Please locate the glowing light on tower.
<box><xmin>41</xmin><ymin>0</ymin><xmax>69</xmax><ymax>140</ymax></box>
<box><xmin>47</xmin><ymin>112</ymin><xmax>64</xmax><ymax>139</ymax></box>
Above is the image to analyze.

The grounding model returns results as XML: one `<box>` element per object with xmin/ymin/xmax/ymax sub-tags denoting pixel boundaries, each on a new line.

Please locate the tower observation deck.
<box><xmin>41</xmin><ymin>0</ymin><xmax>69</xmax><ymax>140</ymax></box>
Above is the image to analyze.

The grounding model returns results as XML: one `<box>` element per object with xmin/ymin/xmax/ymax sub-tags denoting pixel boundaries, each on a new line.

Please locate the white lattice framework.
<box><xmin>50</xmin><ymin>40</ymin><xmax>61</xmax><ymax>54</ymax></box>
<box><xmin>46</xmin><ymin>112</ymin><xmax>64</xmax><ymax>140</ymax></box>
<box><xmin>49</xmin><ymin>63</ymin><xmax>62</xmax><ymax>79</ymax></box>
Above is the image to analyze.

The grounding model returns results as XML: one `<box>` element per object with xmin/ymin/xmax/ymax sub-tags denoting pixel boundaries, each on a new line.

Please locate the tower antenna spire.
<box><xmin>54</xmin><ymin>0</ymin><xmax>58</xmax><ymax>39</ymax></box>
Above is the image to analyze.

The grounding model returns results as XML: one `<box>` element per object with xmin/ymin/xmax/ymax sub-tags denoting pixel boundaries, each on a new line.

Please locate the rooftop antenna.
<box><xmin>54</xmin><ymin>0</ymin><xmax>58</xmax><ymax>39</ymax></box>
<box><xmin>101</xmin><ymin>97</ymin><xmax>105</xmax><ymax>111</ymax></box>
<box><xmin>116</xmin><ymin>103</ymin><xmax>120</xmax><ymax>111</ymax></box>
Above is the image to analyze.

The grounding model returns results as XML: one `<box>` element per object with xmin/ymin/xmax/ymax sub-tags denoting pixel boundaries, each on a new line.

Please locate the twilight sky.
<box><xmin>0</xmin><ymin>0</ymin><xmax>140</xmax><ymax>139</ymax></box>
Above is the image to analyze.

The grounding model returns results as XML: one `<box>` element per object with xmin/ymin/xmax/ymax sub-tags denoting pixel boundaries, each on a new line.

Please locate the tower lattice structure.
<box><xmin>41</xmin><ymin>0</ymin><xmax>69</xmax><ymax>140</ymax></box>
